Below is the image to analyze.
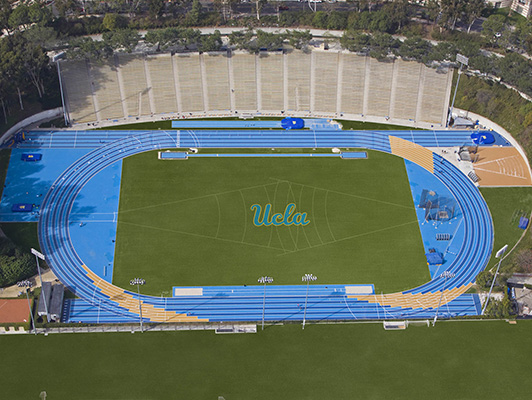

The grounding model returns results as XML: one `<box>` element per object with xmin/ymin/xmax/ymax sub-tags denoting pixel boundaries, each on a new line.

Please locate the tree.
<box><xmin>383</xmin><ymin>0</ymin><xmax>411</xmax><ymax>31</ymax></box>
<box><xmin>199</xmin><ymin>30</ymin><xmax>223</xmax><ymax>52</ymax></box>
<box><xmin>371</xmin><ymin>32</ymin><xmax>400</xmax><ymax>56</ymax></box>
<box><xmin>367</xmin><ymin>10</ymin><xmax>393</xmax><ymax>33</ymax></box>
<box><xmin>228</xmin><ymin>29</ymin><xmax>254</xmax><ymax>50</ymax></box>
<box><xmin>514</xmin><ymin>18</ymin><xmax>532</xmax><ymax>55</ymax></box>
<box><xmin>0</xmin><ymin>34</ymin><xmax>50</xmax><ymax>98</ymax></box>
<box><xmin>103</xmin><ymin>29</ymin><xmax>140</xmax><ymax>52</ymax></box>
<box><xmin>312</xmin><ymin>11</ymin><xmax>328</xmax><ymax>30</ymax></box>
<box><xmin>475</xmin><ymin>270</ymin><xmax>493</xmax><ymax>289</ymax></box>
<box><xmin>340</xmin><ymin>30</ymin><xmax>371</xmax><ymax>53</ymax></box>
<box><xmin>485</xmin><ymin>296</ymin><xmax>513</xmax><ymax>318</ymax></box>
<box><xmin>398</xmin><ymin>37</ymin><xmax>432</xmax><ymax>62</ymax></box>
<box><xmin>67</xmin><ymin>37</ymin><xmax>113</xmax><ymax>60</ymax></box>
<box><xmin>429</xmin><ymin>41</ymin><xmax>457</xmax><ymax>62</ymax></box>
<box><xmin>255</xmin><ymin>30</ymin><xmax>284</xmax><ymax>52</ymax></box>
<box><xmin>255</xmin><ymin>0</ymin><xmax>267</xmax><ymax>21</ymax></box>
<box><xmin>327</xmin><ymin>12</ymin><xmax>348</xmax><ymax>31</ymax></box>
<box><xmin>213</xmin><ymin>0</ymin><xmax>239</xmax><ymax>22</ymax></box>
<box><xmin>0</xmin><ymin>253</ymin><xmax>35</xmax><ymax>287</ymax></box>
<box><xmin>22</xmin><ymin>26</ymin><xmax>58</xmax><ymax>50</ymax></box>
<box><xmin>181</xmin><ymin>28</ymin><xmax>202</xmax><ymax>49</ymax></box>
<box><xmin>425</xmin><ymin>0</ymin><xmax>440</xmax><ymax>25</ymax></box>
<box><xmin>468</xmin><ymin>54</ymin><xmax>494</xmax><ymax>74</ymax></box>
<box><xmin>102</xmin><ymin>13</ymin><xmax>129</xmax><ymax>31</ymax></box>
<box><xmin>0</xmin><ymin>237</ymin><xmax>36</xmax><ymax>288</ymax></box>
<box><xmin>0</xmin><ymin>0</ymin><xmax>12</xmax><ymax>36</ymax></box>
<box><xmin>439</xmin><ymin>0</ymin><xmax>464</xmax><ymax>31</ymax></box>
<box><xmin>286</xmin><ymin>30</ymin><xmax>312</xmax><ymax>50</ymax></box>
<box><xmin>185</xmin><ymin>0</ymin><xmax>203</xmax><ymax>26</ymax></box>
<box><xmin>463</xmin><ymin>0</ymin><xmax>485</xmax><ymax>34</ymax></box>
<box><xmin>8</xmin><ymin>3</ymin><xmax>51</xmax><ymax>32</ymax></box>
<box><xmin>54</xmin><ymin>0</ymin><xmax>79</xmax><ymax>18</ymax></box>
<box><xmin>482</xmin><ymin>14</ymin><xmax>506</xmax><ymax>45</ymax></box>
<box><xmin>148</xmin><ymin>0</ymin><xmax>165</xmax><ymax>19</ymax></box>
<box><xmin>517</xmin><ymin>249</ymin><xmax>532</xmax><ymax>273</ymax></box>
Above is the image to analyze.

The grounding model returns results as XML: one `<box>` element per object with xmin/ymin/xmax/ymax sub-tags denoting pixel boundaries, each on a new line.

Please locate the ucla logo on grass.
<box><xmin>250</xmin><ymin>203</ymin><xmax>310</xmax><ymax>227</ymax></box>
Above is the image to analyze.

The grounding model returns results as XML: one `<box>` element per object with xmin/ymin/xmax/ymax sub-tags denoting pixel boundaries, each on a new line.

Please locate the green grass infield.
<box><xmin>113</xmin><ymin>149</ymin><xmax>428</xmax><ymax>295</ymax></box>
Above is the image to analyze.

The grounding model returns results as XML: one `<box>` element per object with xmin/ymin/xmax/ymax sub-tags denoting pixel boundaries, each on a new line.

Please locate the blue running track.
<box><xmin>33</xmin><ymin>129</ymin><xmax>492</xmax><ymax>323</ymax></box>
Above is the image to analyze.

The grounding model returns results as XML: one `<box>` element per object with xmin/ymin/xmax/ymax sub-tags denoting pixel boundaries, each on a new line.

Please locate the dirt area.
<box><xmin>0</xmin><ymin>268</ymin><xmax>58</xmax><ymax>298</ymax></box>
<box><xmin>472</xmin><ymin>147</ymin><xmax>532</xmax><ymax>187</ymax></box>
<box><xmin>0</xmin><ymin>299</ymin><xmax>30</xmax><ymax>323</ymax></box>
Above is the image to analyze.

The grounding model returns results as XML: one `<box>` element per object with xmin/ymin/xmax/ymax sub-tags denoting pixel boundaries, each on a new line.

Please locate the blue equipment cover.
<box><xmin>519</xmin><ymin>217</ymin><xmax>529</xmax><ymax>230</ymax></box>
<box><xmin>281</xmin><ymin>117</ymin><xmax>305</xmax><ymax>130</ymax></box>
<box><xmin>425</xmin><ymin>252</ymin><xmax>443</xmax><ymax>265</ymax></box>
<box><xmin>21</xmin><ymin>153</ymin><xmax>42</xmax><ymax>161</ymax></box>
<box><xmin>14</xmin><ymin>131</ymin><xmax>26</xmax><ymax>143</ymax></box>
<box><xmin>471</xmin><ymin>132</ymin><xmax>495</xmax><ymax>145</ymax></box>
<box><xmin>12</xmin><ymin>203</ymin><xmax>33</xmax><ymax>212</ymax></box>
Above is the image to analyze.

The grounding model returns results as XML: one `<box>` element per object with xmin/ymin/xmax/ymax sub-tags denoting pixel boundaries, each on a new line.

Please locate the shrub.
<box><xmin>0</xmin><ymin>237</ymin><xmax>36</xmax><ymax>288</ymax></box>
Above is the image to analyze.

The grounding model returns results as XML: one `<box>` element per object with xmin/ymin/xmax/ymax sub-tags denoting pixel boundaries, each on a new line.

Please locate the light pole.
<box><xmin>130</xmin><ymin>278</ymin><xmax>146</xmax><ymax>333</ymax></box>
<box><xmin>482</xmin><ymin>244</ymin><xmax>508</xmax><ymax>315</ymax></box>
<box><xmin>433</xmin><ymin>271</ymin><xmax>455</xmax><ymax>326</ymax></box>
<box><xmin>17</xmin><ymin>280</ymin><xmax>36</xmax><ymax>335</ymax></box>
<box><xmin>447</xmin><ymin>53</ymin><xmax>469</xmax><ymax>127</ymax></box>
<box><xmin>258</xmin><ymin>276</ymin><xmax>273</xmax><ymax>330</ymax></box>
<box><xmin>302</xmin><ymin>273</ymin><xmax>317</xmax><ymax>330</ymax></box>
<box><xmin>31</xmin><ymin>248</ymin><xmax>48</xmax><ymax>320</ymax></box>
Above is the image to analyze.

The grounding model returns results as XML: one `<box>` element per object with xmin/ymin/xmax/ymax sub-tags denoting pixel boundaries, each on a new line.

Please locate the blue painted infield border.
<box><xmin>0</xmin><ymin>148</ymin><xmax>92</xmax><ymax>222</ymax></box>
<box><xmin>403</xmin><ymin>159</ymin><xmax>465</xmax><ymax>279</ymax></box>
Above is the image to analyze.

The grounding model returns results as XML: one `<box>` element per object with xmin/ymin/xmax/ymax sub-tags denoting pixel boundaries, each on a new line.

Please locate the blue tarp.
<box><xmin>519</xmin><ymin>217</ymin><xmax>529</xmax><ymax>230</ymax></box>
<box><xmin>21</xmin><ymin>153</ymin><xmax>42</xmax><ymax>161</ymax></box>
<box><xmin>471</xmin><ymin>132</ymin><xmax>495</xmax><ymax>145</ymax></box>
<box><xmin>426</xmin><ymin>252</ymin><xmax>443</xmax><ymax>265</ymax></box>
<box><xmin>281</xmin><ymin>117</ymin><xmax>305</xmax><ymax>130</ymax></box>
<box><xmin>12</xmin><ymin>203</ymin><xmax>33</xmax><ymax>212</ymax></box>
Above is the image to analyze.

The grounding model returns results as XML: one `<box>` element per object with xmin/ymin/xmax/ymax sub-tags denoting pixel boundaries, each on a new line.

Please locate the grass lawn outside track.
<box><xmin>113</xmin><ymin>149</ymin><xmax>428</xmax><ymax>295</ymax></box>
<box><xmin>1</xmin><ymin>321</ymin><xmax>531</xmax><ymax>399</ymax></box>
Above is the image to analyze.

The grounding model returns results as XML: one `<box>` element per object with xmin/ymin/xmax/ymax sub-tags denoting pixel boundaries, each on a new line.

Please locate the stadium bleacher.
<box><xmin>340</xmin><ymin>53</ymin><xmax>366</xmax><ymax>116</ymax></box>
<box><xmin>232</xmin><ymin>53</ymin><xmax>257</xmax><ymax>111</ymax></box>
<box><xmin>146</xmin><ymin>54</ymin><xmax>179</xmax><ymax>114</ymax></box>
<box><xmin>60</xmin><ymin>51</ymin><xmax>453</xmax><ymax>127</ymax></box>
<box><xmin>90</xmin><ymin>59</ymin><xmax>125</xmax><ymax>120</ymax></box>
<box><xmin>286</xmin><ymin>51</ymin><xmax>311</xmax><ymax>112</ymax></box>
<box><xmin>392</xmin><ymin>60</ymin><xmax>422</xmax><ymax>121</ymax></box>
<box><xmin>203</xmin><ymin>53</ymin><xmax>231</xmax><ymax>112</ymax></box>
<box><xmin>259</xmin><ymin>52</ymin><xmax>284</xmax><ymax>111</ymax></box>
<box><xmin>313</xmin><ymin>51</ymin><xmax>339</xmax><ymax>113</ymax></box>
<box><xmin>175</xmin><ymin>54</ymin><xmax>204</xmax><ymax>113</ymax></box>
<box><xmin>117</xmin><ymin>54</ymin><xmax>152</xmax><ymax>117</ymax></box>
<box><xmin>367</xmin><ymin>57</ymin><xmax>393</xmax><ymax>117</ymax></box>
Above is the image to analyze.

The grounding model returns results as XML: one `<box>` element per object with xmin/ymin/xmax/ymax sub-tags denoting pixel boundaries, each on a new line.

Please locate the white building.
<box><xmin>511</xmin><ymin>0</ymin><xmax>532</xmax><ymax>17</ymax></box>
<box><xmin>486</xmin><ymin>0</ymin><xmax>532</xmax><ymax>17</ymax></box>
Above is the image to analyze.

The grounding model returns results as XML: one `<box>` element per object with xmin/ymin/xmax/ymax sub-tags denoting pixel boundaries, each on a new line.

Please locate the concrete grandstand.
<box><xmin>58</xmin><ymin>50</ymin><xmax>453</xmax><ymax>128</ymax></box>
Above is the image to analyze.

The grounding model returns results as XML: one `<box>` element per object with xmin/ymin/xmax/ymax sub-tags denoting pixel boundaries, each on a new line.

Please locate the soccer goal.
<box><xmin>383</xmin><ymin>320</ymin><xmax>407</xmax><ymax>330</ymax></box>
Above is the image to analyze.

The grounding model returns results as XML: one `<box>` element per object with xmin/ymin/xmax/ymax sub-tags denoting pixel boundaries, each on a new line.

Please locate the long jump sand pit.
<box><xmin>472</xmin><ymin>147</ymin><xmax>532</xmax><ymax>187</ymax></box>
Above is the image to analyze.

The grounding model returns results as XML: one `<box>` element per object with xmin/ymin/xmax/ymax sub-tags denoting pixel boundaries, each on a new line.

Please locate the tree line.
<box><xmin>1</xmin><ymin>0</ymin><xmax>532</xmax><ymax>124</ymax></box>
